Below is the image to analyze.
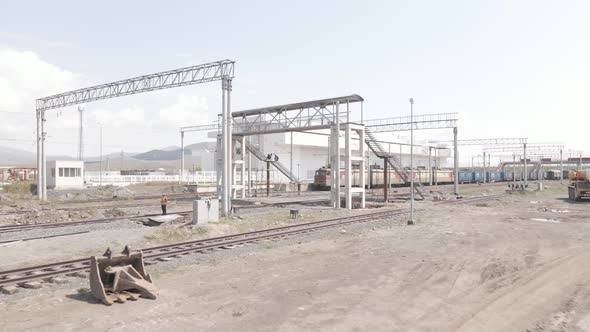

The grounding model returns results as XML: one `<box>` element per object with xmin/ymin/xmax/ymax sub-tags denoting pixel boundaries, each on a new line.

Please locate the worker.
<box><xmin>160</xmin><ymin>194</ymin><xmax>168</xmax><ymax>215</ymax></box>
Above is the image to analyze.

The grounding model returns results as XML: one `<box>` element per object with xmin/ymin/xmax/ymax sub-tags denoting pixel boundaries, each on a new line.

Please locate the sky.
<box><xmin>0</xmin><ymin>0</ymin><xmax>589</xmax><ymax>165</ymax></box>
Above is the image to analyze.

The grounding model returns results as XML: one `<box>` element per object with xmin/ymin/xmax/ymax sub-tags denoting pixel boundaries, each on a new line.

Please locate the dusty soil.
<box><xmin>2</xmin><ymin>181</ymin><xmax>590</xmax><ymax>331</ymax></box>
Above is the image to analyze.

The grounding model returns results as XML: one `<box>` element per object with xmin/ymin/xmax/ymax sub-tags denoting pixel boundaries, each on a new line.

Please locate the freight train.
<box><xmin>312</xmin><ymin>167</ymin><xmax>454</xmax><ymax>189</ymax></box>
<box><xmin>312</xmin><ymin>166</ymin><xmax>566</xmax><ymax>189</ymax></box>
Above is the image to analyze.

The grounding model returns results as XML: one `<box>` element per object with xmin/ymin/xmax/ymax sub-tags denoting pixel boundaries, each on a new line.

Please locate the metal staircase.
<box><xmin>364</xmin><ymin>128</ymin><xmax>426</xmax><ymax>199</ymax></box>
<box><xmin>245</xmin><ymin>141</ymin><xmax>300</xmax><ymax>183</ymax></box>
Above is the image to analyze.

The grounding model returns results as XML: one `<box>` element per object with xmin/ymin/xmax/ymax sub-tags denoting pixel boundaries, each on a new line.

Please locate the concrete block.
<box><xmin>0</xmin><ymin>286</ymin><xmax>18</xmax><ymax>295</ymax></box>
<box><xmin>66</xmin><ymin>272</ymin><xmax>87</xmax><ymax>278</ymax></box>
<box><xmin>44</xmin><ymin>277</ymin><xmax>68</xmax><ymax>284</ymax></box>
<box><xmin>192</xmin><ymin>199</ymin><xmax>219</xmax><ymax>224</ymax></box>
<box><xmin>18</xmin><ymin>281</ymin><xmax>42</xmax><ymax>289</ymax></box>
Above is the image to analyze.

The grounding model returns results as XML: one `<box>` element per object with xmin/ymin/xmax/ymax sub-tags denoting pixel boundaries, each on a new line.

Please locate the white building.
<box><xmin>202</xmin><ymin>130</ymin><xmax>451</xmax><ymax>181</ymax></box>
<box><xmin>47</xmin><ymin>160</ymin><xmax>84</xmax><ymax>189</ymax></box>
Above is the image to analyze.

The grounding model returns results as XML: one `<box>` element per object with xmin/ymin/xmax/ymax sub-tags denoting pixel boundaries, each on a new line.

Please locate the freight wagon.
<box><xmin>312</xmin><ymin>167</ymin><xmax>455</xmax><ymax>189</ymax></box>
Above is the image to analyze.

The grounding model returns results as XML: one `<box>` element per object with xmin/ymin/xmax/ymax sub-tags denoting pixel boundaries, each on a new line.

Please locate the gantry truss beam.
<box><xmin>364</xmin><ymin>112</ymin><xmax>458</xmax><ymax>132</ymax></box>
<box><xmin>232</xmin><ymin>95</ymin><xmax>363</xmax><ymax>136</ymax></box>
<box><xmin>436</xmin><ymin>138</ymin><xmax>527</xmax><ymax>146</ymax></box>
<box><xmin>36</xmin><ymin>60</ymin><xmax>235</xmax><ymax>111</ymax></box>
<box><xmin>181</xmin><ymin>96</ymin><xmax>364</xmax><ymax>136</ymax></box>
<box><xmin>181</xmin><ymin>122</ymin><xmax>219</xmax><ymax>134</ymax></box>
<box><xmin>182</xmin><ymin>111</ymin><xmax>459</xmax><ymax>136</ymax></box>
<box><xmin>483</xmin><ymin>144</ymin><xmax>564</xmax><ymax>153</ymax></box>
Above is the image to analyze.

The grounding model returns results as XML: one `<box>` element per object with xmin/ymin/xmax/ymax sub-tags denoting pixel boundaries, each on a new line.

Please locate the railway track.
<box><xmin>0</xmin><ymin>194</ymin><xmax>507</xmax><ymax>289</ymax></box>
<box><xmin>0</xmin><ymin>196</ymin><xmax>197</xmax><ymax>217</ymax></box>
<box><xmin>0</xmin><ymin>209</ymin><xmax>409</xmax><ymax>287</ymax></box>
<box><xmin>0</xmin><ymin>210</ymin><xmax>193</xmax><ymax>235</ymax></box>
<box><xmin>0</xmin><ymin>198</ymin><xmax>330</xmax><ymax>234</ymax></box>
<box><xmin>0</xmin><ymin>192</ymin><xmax>331</xmax><ymax>217</ymax></box>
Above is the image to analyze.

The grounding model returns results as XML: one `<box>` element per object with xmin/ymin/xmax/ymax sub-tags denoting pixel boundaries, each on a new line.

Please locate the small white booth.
<box><xmin>47</xmin><ymin>160</ymin><xmax>84</xmax><ymax>189</ymax></box>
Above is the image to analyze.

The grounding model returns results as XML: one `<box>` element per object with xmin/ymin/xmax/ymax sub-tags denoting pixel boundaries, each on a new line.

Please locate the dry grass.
<box><xmin>0</xmin><ymin>181</ymin><xmax>33</xmax><ymax>199</ymax></box>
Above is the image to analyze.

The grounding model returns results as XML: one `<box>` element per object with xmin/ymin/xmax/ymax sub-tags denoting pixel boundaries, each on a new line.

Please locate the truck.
<box><xmin>568</xmin><ymin>170</ymin><xmax>590</xmax><ymax>201</ymax></box>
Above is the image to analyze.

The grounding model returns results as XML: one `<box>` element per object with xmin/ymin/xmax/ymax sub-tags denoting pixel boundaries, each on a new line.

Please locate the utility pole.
<box><xmin>78</xmin><ymin>106</ymin><xmax>84</xmax><ymax>161</ymax></box>
<box><xmin>266</xmin><ymin>160</ymin><xmax>270</xmax><ymax>197</ymax></box>
<box><xmin>408</xmin><ymin>98</ymin><xmax>414</xmax><ymax>225</ymax></box>
<box><xmin>453</xmin><ymin>127</ymin><xmax>459</xmax><ymax>194</ymax></box>
<box><xmin>99</xmin><ymin>123</ymin><xmax>103</xmax><ymax>187</ymax></box>
<box><xmin>523</xmin><ymin>143</ymin><xmax>528</xmax><ymax>187</ymax></box>
<box><xmin>180</xmin><ymin>131</ymin><xmax>185</xmax><ymax>184</ymax></box>
<box><xmin>560</xmin><ymin>148</ymin><xmax>564</xmax><ymax>184</ymax></box>
<box><xmin>512</xmin><ymin>154</ymin><xmax>516</xmax><ymax>186</ymax></box>
<box><xmin>483</xmin><ymin>151</ymin><xmax>486</xmax><ymax>183</ymax></box>
<box><xmin>290</xmin><ymin>131</ymin><xmax>293</xmax><ymax>175</ymax></box>
<box><xmin>428</xmin><ymin>147</ymin><xmax>432</xmax><ymax>186</ymax></box>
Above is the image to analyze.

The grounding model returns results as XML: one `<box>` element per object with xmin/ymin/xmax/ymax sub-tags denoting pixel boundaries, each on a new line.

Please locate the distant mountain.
<box><xmin>161</xmin><ymin>145</ymin><xmax>180</xmax><ymax>152</ymax></box>
<box><xmin>0</xmin><ymin>142</ymin><xmax>215</xmax><ymax>167</ymax></box>
<box><xmin>131</xmin><ymin>148</ymin><xmax>190</xmax><ymax>161</ymax></box>
<box><xmin>0</xmin><ymin>146</ymin><xmax>36</xmax><ymax>166</ymax></box>
<box><xmin>0</xmin><ymin>146</ymin><xmax>76</xmax><ymax>167</ymax></box>
<box><xmin>185</xmin><ymin>141</ymin><xmax>216</xmax><ymax>152</ymax></box>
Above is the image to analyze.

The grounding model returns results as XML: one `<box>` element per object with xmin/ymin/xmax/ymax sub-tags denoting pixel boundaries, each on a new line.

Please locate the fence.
<box><xmin>84</xmin><ymin>170</ymin><xmax>286</xmax><ymax>186</ymax></box>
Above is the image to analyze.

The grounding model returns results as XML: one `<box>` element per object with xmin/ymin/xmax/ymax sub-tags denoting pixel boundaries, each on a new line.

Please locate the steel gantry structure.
<box><xmin>181</xmin><ymin>95</ymin><xmax>369</xmax><ymax>209</ymax></box>
<box><xmin>234</xmin><ymin>95</ymin><xmax>366</xmax><ymax>210</ymax></box>
<box><xmin>435</xmin><ymin>137</ymin><xmax>529</xmax><ymax>185</ymax></box>
<box><xmin>483</xmin><ymin>143</ymin><xmax>567</xmax><ymax>183</ymax></box>
<box><xmin>35</xmin><ymin>60</ymin><xmax>235</xmax><ymax>214</ymax></box>
<box><xmin>181</xmin><ymin>108</ymin><xmax>459</xmax><ymax>202</ymax></box>
<box><xmin>365</xmin><ymin>112</ymin><xmax>460</xmax><ymax>195</ymax></box>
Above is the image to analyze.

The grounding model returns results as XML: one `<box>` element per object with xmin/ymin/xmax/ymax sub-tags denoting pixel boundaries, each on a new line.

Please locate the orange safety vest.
<box><xmin>161</xmin><ymin>196</ymin><xmax>168</xmax><ymax>205</ymax></box>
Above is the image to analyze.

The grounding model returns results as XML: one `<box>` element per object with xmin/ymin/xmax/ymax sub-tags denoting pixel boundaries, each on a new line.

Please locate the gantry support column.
<box><xmin>216</xmin><ymin>134</ymin><xmax>222</xmax><ymax>200</ymax></box>
<box><xmin>560</xmin><ymin>149</ymin><xmax>564</xmax><ymax>184</ymax></box>
<box><xmin>247</xmin><ymin>137</ymin><xmax>252</xmax><ymax>197</ymax></box>
<box><xmin>36</xmin><ymin>110</ymin><xmax>42</xmax><ymax>200</ymax></box>
<box><xmin>330</xmin><ymin>124</ymin><xmax>340</xmax><ymax>208</ymax></box>
<box><xmin>240</xmin><ymin>136</ymin><xmax>246</xmax><ymax>199</ymax></box>
<box><xmin>453</xmin><ymin>127</ymin><xmax>459</xmax><ymax>194</ymax></box>
<box><xmin>345</xmin><ymin>124</ymin><xmax>352</xmax><ymax>209</ymax></box>
<box><xmin>343</xmin><ymin>123</ymin><xmax>365</xmax><ymax>209</ymax></box>
<box><xmin>523</xmin><ymin>143</ymin><xmax>528</xmax><ymax>187</ymax></box>
<box><xmin>41</xmin><ymin>111</ymin><xmax>47</xmax><ymax>200</ymax></box>
<box><xmin>221</xmin><ymin>78</ymin><xmax>233</xmax><ymax>216</ymax></box>
<box><xmin>180</xmin><ymin>131</ymin><xmax>185</xmax><ymax>184</ymax></box>
<box><xmin>384</xmin><ymin>157</ymin><xmax>388</xmax><ymax>202</ymax></box>
<box><xmin>359</xmin><ymin>126</ymin><xmax>366</xmax><ymax>208</ymax></box>
<box><xmin>266</xmin><ymin>161</ymin><xmax>270</xmax><ymax>197</ymax></box>
<box><xmin>512</xmin><ymin>154</ymin><xmax>516</xmax><ymax>186</ymax></box>
<box><xmin>483</xmin><ymin>151</ymin><xmax>487</xmax><ymax>183</ymax></box>
<box><xmin>330</xmin><ymin>102</ymin><xmax>341</xmax><ymax>209</ymax></box>
<box><xmin>434</xmin><ymin>148</ymin><xmax>438</xmax><ymax>186</ymax></box>
<box><xmin>428</xmin><ymin>147</ymin><xmax>432</xmax><ymax>186</ymax></box>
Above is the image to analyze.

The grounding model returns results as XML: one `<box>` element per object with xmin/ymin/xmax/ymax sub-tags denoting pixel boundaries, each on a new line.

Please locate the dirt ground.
<box><xmin>2</xmin><ymin>182</ymin><xmax>590</xmax><ymax>331</ymax></box>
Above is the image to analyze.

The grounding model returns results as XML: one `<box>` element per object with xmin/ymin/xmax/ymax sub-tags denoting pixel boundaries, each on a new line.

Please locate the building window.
<box><xmin>57</xmin><ymin>167</ymin><xmax>81</xmax><ymax>177</ymax></box>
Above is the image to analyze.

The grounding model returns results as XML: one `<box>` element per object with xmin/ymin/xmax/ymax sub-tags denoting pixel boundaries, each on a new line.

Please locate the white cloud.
<box><xmin>91</xmin><ymin>105</ymin><xmax>146</xmax><ymax>129</ymax></box>
<box><xmin>150</xmin><ymin>94</ymin><xmax>211</xmax><ymax>129</ymax></box>
<box><xmin>0</xmin><ymin>48</ymin><xmax>79</xmax><ymax>140</ymax></box>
